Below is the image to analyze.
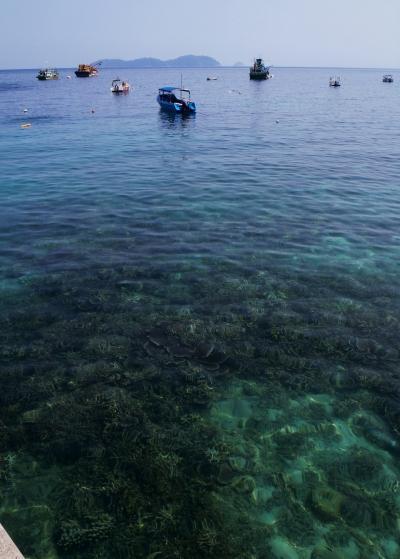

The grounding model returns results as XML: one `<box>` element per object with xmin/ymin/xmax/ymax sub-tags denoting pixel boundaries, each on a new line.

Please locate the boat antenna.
<box><xmin>181</xmin><ymin>73</ymin><xmax>183</xmax><ymax>91</ymax></box>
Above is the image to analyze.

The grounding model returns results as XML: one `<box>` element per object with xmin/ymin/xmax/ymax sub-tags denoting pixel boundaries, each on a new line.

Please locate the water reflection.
<box><xmin>158</xmin><ymin>109</ymin><xmax>196</xmax><ymax>130</ymax></box>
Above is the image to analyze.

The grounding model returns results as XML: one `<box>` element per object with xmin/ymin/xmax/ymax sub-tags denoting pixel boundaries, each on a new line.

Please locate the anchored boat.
<box><xmin>157</xmin><ymin>86</ymin><xmax>196</xmax><ymax>114</ymax></box>
<box><xmin>329</xmin><ymin>76</ymin><xmax>341</xmax><ymax>87</ymax></box>
<box><xmin>37</xmin><ymin>68</ymin><xmax>59</xmax><ymax>80</ymax></box>
<box><xmin>111</xmin><ymin>79</ymin><xmax>130</xmax><ymax>93</ymax></box>
<box><xmin>249</xmin><ymin>58</ymin><xmax>271</xmax><ymax>80</ymax></box>
<box><xmin>383</xmin><ymin>74</ymin><xmax>394</xmax><ymax>83</ymax></box>
<box><xmin>75</xmin><ymin>64</ymin><xmax>99</xmax><ymax>77</ymax></box>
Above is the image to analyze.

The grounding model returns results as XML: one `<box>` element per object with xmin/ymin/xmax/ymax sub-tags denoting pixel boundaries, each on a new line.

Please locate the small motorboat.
<box><xmin>111</xmin><ymin>79</ymin><xmax>130</xmax><ymax>93</ymax></box>
<box><xmin>37</xmin><ymin>68</ymin><xmax>59</xmax><ymax>80</ymax></box>
<box><xmin>157</xmin><ymin>86</ymin><xmax>196</xmax><ymax>114</ymax></box>
<box><xmin>329</xmin><ymin>76</ymin><xmax>341</xmax><ymax>87</ymax></box>
<box><xmin>250</xmin><ymin>58</ymin><xmax>271</xmax><ymax>80</ymax></box>
<box><xmin>207</xmin><ymin>76</ymin><xmax>218</xmax><ymax>81</ymax></box>
<box><xmin>383</xmin><ymin>74</ymin><xmax>394</xmax><ymax>83</ymax></box>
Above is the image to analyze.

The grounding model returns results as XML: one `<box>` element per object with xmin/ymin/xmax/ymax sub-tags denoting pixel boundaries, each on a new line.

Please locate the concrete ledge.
<box><xmin>0</xmin><ymin>524</ymin><xmax>24</xmax><ymax>558</ymax></box>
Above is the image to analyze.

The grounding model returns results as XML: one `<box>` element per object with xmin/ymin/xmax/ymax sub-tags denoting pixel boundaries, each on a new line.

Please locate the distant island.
<box><xmin>93</xmin><ymin>55</ymin><xmax>221</xmax><ymax>69</ymax></box>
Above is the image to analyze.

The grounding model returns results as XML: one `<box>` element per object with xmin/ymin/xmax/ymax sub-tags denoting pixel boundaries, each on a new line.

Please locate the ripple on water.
<box><xmin>0</xmin><ymin>67</ymin><xmax>400</xmax><ymax>558</ymax></box>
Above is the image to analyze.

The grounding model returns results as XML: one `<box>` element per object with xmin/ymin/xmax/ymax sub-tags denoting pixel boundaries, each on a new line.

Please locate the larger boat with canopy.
<box><xmin>75</xmin><ymin>64</ymin><xmax>99</xmax><ymax>78</ymax></box>
<box><xmin>157</xmin><ymin>86</ymin><xmax>196</xmax><ymax>114</ymax></box>
<box><xmin>249</xmin><ymin>58</ymin><xmax>271</xmax><ymax>80</ymax></box>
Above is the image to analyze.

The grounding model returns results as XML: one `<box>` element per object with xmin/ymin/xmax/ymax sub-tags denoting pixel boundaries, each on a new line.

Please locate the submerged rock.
<box><xmin>228</xmin><ymin>455</ymin><xmax>247</xmax><ymax>472</ymax></box>
<box><xmin>311</xmin><ymin>484</ymin><xmax>344</xmax><ymax>521</ymax></box>
<box><xmin>217</xmin><ymin>462</ymin><xmax>236</xmax><ymax>485</ymax></box>
<box><xmin>231</xmin><ymin>475</ymin><xmax>257</xmax><ymax>494</ymax></box>
<box><xmin>270</xmin><ymin>536</ymin><xmax>299</xmax><ymax>559</ymax></box>
<box><xmin>350</xmin><ymin>413</ymin><xmax>400</xmax><ymax>455</ymax></box>
<box><xmin>329</xmin><ymin>367</ymin><xmax>357</xmax><ymax>389</ymax></box>
<box><xmin>312</xmin><ymin>545</ymin><xmax>343</xmax><ymax>559</ymax></box>
<box><xmin>21</xmin><ymin>408</ymin><xmax>42</xmax><ymax>424</ymax></box>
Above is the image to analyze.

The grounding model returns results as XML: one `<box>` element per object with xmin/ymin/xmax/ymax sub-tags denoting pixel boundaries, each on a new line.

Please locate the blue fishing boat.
<box><xmin>157</xmin><ymin>86</ymin><xmax>196</xmax><ymax>114</ymax></box>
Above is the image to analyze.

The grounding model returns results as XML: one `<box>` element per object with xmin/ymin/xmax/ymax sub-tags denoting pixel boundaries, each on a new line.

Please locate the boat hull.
<box><xmin>37</xmin><ymin>70</ymin><xmax>59</xmax><ymax>80</ymax></box>
<box><xmin>157</xmin><ymin>96</ymin><xmax>196</xmax><ymax>114</ymax></box>
<box><xmin>75</xmin><ymin>71</ymin><xmax>92</xmax><ymax>77</ymax></box>
<box><xmin>249</xmin><ymin>72</ymin><xmax>269</xmax><ymax>80</ymax></box>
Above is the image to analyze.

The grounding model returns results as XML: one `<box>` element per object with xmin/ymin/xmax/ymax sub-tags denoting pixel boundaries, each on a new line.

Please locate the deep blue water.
<box><xmin>1</xmin><ymin>67</ymin><xmax>400</xmax><ymax>559</ymax></box>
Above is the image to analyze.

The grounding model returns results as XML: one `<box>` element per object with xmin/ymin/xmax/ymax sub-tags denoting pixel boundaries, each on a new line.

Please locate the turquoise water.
<box><xmin>1</xmin><ymin>66</ymin><xmax>400</xmax><ymax>558</ymax></box>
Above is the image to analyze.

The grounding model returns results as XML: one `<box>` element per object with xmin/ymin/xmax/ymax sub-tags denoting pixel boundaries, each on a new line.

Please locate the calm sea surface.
<box><xmin>1</xmin><ymin>67</ymin><xmax>400</xmax><ymax>559</ymax></box>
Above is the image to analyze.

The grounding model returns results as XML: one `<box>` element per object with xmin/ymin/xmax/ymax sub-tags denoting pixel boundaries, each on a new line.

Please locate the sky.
<box><xmin>1</xmin><ymin>0</ymin><xmax>399</xmax><ymax>69</ymax></box>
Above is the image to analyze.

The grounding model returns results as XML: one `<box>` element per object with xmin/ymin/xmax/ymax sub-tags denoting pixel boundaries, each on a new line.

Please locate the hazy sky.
<box><xmin>1</xmin><ymin>0</ymin><xmax>399</xmax><ymax>69</ymax></box>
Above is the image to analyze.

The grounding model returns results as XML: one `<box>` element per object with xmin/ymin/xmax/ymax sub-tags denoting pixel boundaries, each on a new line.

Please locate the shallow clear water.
<box><xmin>1</xmin><ymin>67</ymin><xmax>400</xmax><ymax>558</ymax></box>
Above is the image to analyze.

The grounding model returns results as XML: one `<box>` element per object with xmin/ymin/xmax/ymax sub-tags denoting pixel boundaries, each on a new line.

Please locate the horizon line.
<box><xmin>1</xmin><ymin>64</ymin><xmax>399</xmax><ymax>71</ymax></box>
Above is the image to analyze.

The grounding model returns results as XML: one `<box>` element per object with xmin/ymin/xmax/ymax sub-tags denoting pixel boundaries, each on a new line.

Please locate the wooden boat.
<box><xmin>37</xmin><ymin>68</ymin><xmax>59</xmax><ymax>80</ymax></box>
<box><xmin>157</xmin><ymin>86</ymin><xmax>196</xmax><ymax>114</ymax></box>
<box><xmin>329</xmin><ymin>76</ymin><xmax>341</xmax><ymax>87</ymax></box>
<box><xmin>111</xmin><ymin>79</ymin><xmax>130</xmax><ymax>93</ymax></box>
<box><xmin>383</xmin><ymin>74</ymin><xmax>394</xmax><ymax>83</ymax></box>
<box><xmin>250</xmin><ymin>58</ymin><xmax>271</xmax><ymax>80</ymax></box>
<box><xmin>75</xmin><ymin>64</ymin><xmax>98</xmax><ymax>77</ymax></box>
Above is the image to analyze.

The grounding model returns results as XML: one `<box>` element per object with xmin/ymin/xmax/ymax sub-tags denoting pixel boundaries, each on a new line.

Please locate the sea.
<box><xmin>0</xmin><ymin>66</ymin><xmax>400</xmax><ymax>559</ymax></box>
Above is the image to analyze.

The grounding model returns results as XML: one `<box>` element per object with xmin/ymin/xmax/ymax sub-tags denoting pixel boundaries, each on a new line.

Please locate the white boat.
<box><xmin>37</xmin><ymin>68</ymin><xmax>59</xmax><ymax>80</ymax></box>
<box><xmin>111</xmin><ymin>79</ymin><xmax>130</xmax><ymax>93</ymax></box>
<box><xmin>207</xmin><ymin>76</ymin><xmax>218</xmax><ymax>81</ymax></box>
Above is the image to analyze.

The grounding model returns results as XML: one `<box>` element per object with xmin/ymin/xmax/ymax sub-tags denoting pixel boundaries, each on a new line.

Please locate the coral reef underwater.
<box><xmin>1</xmin><ymin>258</ymin><xmax>400</xmax><ymax>559</ymax></box>
<box><xmin>0</xmin><ymin>265</ymin><xmax>400</xmax><ymax>559</ymax></box>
